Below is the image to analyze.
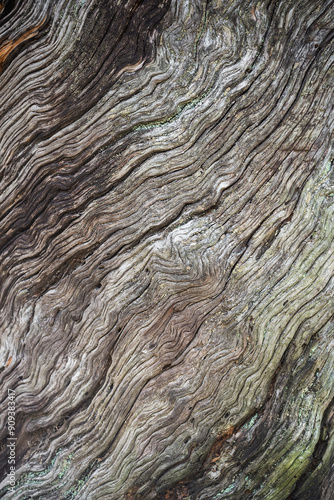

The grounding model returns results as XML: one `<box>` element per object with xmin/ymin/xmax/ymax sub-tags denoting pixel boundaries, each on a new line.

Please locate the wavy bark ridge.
<box><xmin>0</xmin><ymin>0</ymin><xmax>333</xmax><ymax>498</ymax></box>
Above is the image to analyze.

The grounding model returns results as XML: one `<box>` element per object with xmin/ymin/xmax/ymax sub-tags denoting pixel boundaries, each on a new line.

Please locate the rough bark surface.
<box><xmin>0</xmin><ymin>0</ymin><xmax>333</xmax><ymax>499</ymax></box>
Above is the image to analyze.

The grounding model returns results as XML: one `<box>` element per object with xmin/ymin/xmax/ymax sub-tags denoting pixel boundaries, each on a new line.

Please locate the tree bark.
<box><xmin>0</xmin><ymin>0</ymin><xmax>333</xmax><ymax>499</ymax></box>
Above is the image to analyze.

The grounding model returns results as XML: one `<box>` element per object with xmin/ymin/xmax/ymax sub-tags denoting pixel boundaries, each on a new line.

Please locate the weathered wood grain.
<box><xmin>0</xmin><ymin>0</ymin><xmax>333</xmax><ymax>498</ymax></box>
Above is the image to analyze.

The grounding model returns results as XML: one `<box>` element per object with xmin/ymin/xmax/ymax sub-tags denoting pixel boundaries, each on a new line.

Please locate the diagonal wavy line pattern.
<box><xmin>0</xmin><ymin>0</ymin><xmax>333</xmax><ymax>499</ymax></box>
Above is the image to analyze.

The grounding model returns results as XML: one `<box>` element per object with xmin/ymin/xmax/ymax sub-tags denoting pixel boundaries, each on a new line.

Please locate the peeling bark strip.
<box><xmin>0</xmin><ymin>0</ymin><xmax>333</xmax><ymax>498</ymax></box>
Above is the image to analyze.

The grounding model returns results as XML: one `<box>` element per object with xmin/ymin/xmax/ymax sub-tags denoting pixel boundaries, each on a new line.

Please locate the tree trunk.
<box><xmin>0</xmin><ymin>0</ymin><xmax>333</xmax><ymax>498</ymax></box>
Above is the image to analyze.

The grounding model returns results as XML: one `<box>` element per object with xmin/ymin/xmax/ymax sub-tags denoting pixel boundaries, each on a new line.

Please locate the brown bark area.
<box><xmin>0</xmin><ymin>0</ymin><xmax>333</xmax><ymax>499</ymax></box>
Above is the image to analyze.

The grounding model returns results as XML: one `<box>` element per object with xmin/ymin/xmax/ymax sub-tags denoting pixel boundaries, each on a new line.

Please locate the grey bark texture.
<box><xmin>0</xmin><ymin>0</ymin><xmax>333</xmax><ymax>499</ymax></box>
